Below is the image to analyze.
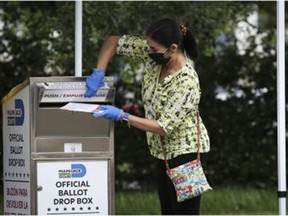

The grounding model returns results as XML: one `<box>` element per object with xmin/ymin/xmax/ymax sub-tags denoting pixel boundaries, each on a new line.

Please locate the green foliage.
<box><xmin>0</xmin><ymin>2</ymin><xmax>279</xmax><ymax>189</ymax></box>
<box><xmin>197</xmin><ymin>2</ymin><xmax>277</xmax><ymax>187</ymax></box>
<box><xmin>0</xmin><ymin>1</ymin><xmax>75</xmax><ymax>95</ymax></box>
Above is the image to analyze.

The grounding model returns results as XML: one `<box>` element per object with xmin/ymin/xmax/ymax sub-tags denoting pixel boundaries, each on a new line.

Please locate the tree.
<box><xmin>0</xmin><ymin>1</ymin><xmax>278</xmax><ymax>189</ymax></box>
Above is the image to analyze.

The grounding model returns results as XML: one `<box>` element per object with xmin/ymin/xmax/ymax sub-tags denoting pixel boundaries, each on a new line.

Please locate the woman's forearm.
<box><xmin>127</xmin><ymin>114</ymin><xmax>166</xmax><ymax>136</ymax></box>
<box><xmin>95</xmin><ymin>36</ymin><xmax>166</xmax><ymax>136</ymax></box>
<box><xmin>96</xmin><ymin>35</ymin><xmax>120</xmax><ymax>71</ymax></box>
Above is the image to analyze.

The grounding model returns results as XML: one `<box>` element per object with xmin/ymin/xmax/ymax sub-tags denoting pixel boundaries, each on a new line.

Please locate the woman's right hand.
<box><xmin>84</xmin><ymin>68</ymin><xmax>105</xmax><ymax>98</ymax></box>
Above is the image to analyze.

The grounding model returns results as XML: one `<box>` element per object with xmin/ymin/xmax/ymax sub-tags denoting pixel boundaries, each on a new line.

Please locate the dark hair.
<box><xmin>146</xmin><ymin>18</ymin><xmax>198</xmax><ymax>61</ymax></box>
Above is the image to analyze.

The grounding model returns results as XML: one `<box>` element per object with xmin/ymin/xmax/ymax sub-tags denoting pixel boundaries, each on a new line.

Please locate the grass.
<box><xmin>0</xmin><ymin>186</ymin><xmax>280</xmax><ymax>215</ymax></box>
<box><xmin>116</xmin><ymin>186</ymin><xmax>279</xmax><ymax>215</ymax></box>
<box><xmin>116</xmin><ymin>190</ymin><xmax>161</xmax><ymax>215</ymax></box>
<box><xmin>201</xmin><ymin>186</ymin><xmax>278</xmax><ymax>215</ymax></box>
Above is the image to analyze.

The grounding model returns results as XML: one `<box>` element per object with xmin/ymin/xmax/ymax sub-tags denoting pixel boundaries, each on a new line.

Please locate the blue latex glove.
<box><xmin>84</xmin><ymin>68</ymin><xmax>105</xmax><ymax>98</ymax></box>
<box><xmin>92</xmin><ymin>105</ymin><xmax>123</xmax><ymax>121</ymax></box>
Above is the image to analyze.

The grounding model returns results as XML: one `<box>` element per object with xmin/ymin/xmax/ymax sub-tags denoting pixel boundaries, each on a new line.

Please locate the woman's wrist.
<box><xmin>120</xmin><ymin>112</ymin><xmax>130</xmax><ymax>128</ymax></box>
<box><xmin>95</xmin><ymin>66</ymin><xmax>106</xmax><ymax>71</ymax></box>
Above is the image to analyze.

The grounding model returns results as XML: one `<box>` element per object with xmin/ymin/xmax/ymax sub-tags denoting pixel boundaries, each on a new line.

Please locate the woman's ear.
<box><xmin>170</xmin><ymin>43</ymin><xmax>179</xmax><ymax>53</ymax></box>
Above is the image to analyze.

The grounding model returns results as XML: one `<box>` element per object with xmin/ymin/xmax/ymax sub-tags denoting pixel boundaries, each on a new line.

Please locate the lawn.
<box><xmin>115</xmin><ymin>186</ymin><xmax>279</xmax><ymax>215</ymax></box>
<box><xmin>0</xmin><ymin>186</ymin><xmax>280</xmax><ymax>215</ymax></box>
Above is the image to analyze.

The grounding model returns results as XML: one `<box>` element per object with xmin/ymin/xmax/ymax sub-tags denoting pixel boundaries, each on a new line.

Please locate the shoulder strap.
<box><xmin>160</xmin><ymin>111</ymin><xmax>201</xmax><ymax>171</ymax></box>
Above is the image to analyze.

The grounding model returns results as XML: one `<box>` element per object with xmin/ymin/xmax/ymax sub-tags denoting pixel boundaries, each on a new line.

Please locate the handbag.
<box><xmin>159</xmin><ymin>111</ymin><xmax>212</xmax><ymax>202</ymax></box>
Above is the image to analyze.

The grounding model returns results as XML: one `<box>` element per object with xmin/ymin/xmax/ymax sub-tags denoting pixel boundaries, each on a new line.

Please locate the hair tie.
<box><xmin>180</xmin><ymin>24</ymin><xmax>187</xmax><ymax>36</ymax></box>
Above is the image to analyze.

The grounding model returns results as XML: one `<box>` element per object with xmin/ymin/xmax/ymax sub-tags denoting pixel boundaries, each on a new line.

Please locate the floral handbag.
<box><xmin>160</xmin><ymin>111</ymin><xmax>212</xmax><ymax>202</ymax></box>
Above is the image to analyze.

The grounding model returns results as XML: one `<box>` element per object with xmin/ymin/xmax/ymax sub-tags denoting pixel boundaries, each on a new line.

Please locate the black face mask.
<box><xmin>149</xmin><ymin>53</ymin><xmax>170</xmax><ymax>65</ymax></box>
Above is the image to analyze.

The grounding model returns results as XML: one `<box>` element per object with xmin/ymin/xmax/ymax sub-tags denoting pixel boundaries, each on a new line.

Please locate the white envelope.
<box><xmin>60</xmin><ymin>102</ymin><xmax>103</xmax><ymax>113</ymax></box>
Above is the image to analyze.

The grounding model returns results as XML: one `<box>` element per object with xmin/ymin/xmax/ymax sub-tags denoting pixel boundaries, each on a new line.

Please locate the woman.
<box><xmin>85</xmin><ymin>18</ymin><xmax>210</xmax><ymax>215</ymax></box>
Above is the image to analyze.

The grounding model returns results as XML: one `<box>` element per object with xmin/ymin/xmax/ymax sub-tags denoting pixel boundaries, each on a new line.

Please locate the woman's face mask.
<box><xmin>149</xmin><ymin>48</ymin><xmax>170</xmax><ymax>65</ymax></box>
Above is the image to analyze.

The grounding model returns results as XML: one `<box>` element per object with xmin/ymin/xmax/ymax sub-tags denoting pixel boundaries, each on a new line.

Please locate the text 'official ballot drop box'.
<box><xmin>2</xmin><ymin>77</ymin><xmax>115</xmax><ymax>215</ymax></box>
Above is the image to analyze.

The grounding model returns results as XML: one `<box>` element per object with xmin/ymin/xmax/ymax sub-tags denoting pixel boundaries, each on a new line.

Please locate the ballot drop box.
<box><xmin>2</xmin><ymin>76</ymin><xmax>115</xmax><ymax>215</ymax></box>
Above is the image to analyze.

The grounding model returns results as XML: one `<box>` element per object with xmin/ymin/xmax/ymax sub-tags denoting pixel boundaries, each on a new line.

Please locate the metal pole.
<box><xmin>277</xmin><ymin>1</ymin><xmax>286</xmax><ymax>215</ymax></box>
<box><xmin>75</xmin><ymin>0</ymin><xmax>82</xmax><ymax>77</ymax></box>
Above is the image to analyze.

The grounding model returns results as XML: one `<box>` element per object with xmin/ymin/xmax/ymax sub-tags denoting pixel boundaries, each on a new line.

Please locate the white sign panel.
<box><xmin>37</xmin><ymin>161</ymin><xmax>108</xmax><ymax>215</ymax></box>
<box><xmin>2</xmin><ymin>85</ymin><xmax>31</xmax><ymax>215</ymax></box>
<box><xmin>37</xmin><ymin>81</ymin><xmax>109</xmax><ymax>90</ymax></box>
<box><xmin>40</xmin><ymin>89</ymin><xmax>109</xmax><ymax>103</ymax></box>
<box><xmin>37</xmin><ymin>81</ymin><xmax>87</xmax><ymax>90</ymax></box>
<box><xmin>64</xmin><ymin>143</ymin><xmax>82</xmax><ymax>153</ymax></box>
<box><xmin>38</xmin><ymin>81</ymin><xmax>110</xmax><ymax>103</ymax></box>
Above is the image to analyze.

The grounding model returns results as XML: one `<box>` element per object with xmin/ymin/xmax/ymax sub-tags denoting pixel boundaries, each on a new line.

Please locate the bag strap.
<box><xmin>160</xmin><ymin>111</ymin><xmax>201</xmax><ymax>171</ymax></box>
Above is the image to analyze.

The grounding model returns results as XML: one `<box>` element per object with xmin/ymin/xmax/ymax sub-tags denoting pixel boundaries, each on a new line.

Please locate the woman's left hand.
<box><xmin>92</xmin><ymin>105</ymin><xmax>123</xmax><ymax>121</ymax></box>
